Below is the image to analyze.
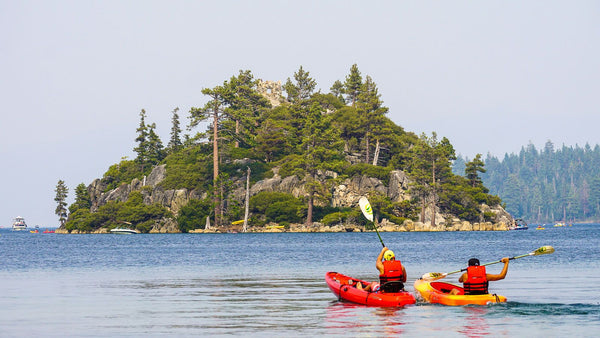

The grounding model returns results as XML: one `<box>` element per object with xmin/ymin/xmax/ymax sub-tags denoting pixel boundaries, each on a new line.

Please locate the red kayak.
<box><xmin>325</xmin><ymin>271</ymin><xmax>416</xmax><ymax>307</ymax></box>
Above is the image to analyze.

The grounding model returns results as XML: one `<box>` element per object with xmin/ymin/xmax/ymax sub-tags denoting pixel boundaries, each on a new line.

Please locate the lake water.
<box><xmin>1</xmin><ymin>225</ymin><xmax>599</xmax><ymax>337</ymax></box>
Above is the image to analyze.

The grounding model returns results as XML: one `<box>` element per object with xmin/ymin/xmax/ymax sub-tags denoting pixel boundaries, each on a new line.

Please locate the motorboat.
<box><xmin>12</xmin><ymin>216</ymin><xmax>28</xmax><ymax>231</ymax></box>
<box><xmin>110</xmin><ymin>228</ymin><xmax>138</xmax><ymax>234</ymax></box>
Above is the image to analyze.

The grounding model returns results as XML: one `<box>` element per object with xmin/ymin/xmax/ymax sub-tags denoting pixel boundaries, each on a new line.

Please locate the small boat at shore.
<box><xmin>414</xmin><ymin>279</ymin><xmax>507</xmax><ymax>306</ymax></box>
<box><xmin>325</xmin><ymin>271</ymin><xmax>415</xmax><ymax>307</ymax></box>
<box><xmin>110</xmin><ymin>228</ymin><xmax>138</xmax><ymax>234</ymax></box>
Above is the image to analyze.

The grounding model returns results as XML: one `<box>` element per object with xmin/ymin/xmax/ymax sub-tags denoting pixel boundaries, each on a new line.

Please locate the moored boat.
<box><xmin>414</xmin><ymin>279</ymin><xmax>507</xmax><ymax>306</ymax></box>
<box><xmin>325</xmin><ymin>271</ymin><xmax>415</xmax><ymax>307</ymax></box>
<box><xmin>510</xmin><ymin>218</ymin><xmax>529</xmax><ymax>230</ymax></box>
<box><xmin>12</xmin><ymin>216</ymin><xmax>28</xmax><ymax>231</ymax></box>
<box><xmin>110</xmin><ymin>228</ymin><xmax>138</xmax><ymax>234</ymax></box>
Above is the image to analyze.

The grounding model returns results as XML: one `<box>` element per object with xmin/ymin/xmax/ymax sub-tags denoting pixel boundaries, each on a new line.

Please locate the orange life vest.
<box><xmin>463</xmin><ymin>265</ymin><xmax>489</xmax><ymax>295</ymax></box>
<box><xmin>379</xmin><ymin>260</ymin><xmax>404</xmax><ymax>284</ymax></box>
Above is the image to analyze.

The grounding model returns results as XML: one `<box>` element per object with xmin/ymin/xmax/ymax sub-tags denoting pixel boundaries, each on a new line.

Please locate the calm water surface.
<box><xmin>1</xmin><ymin>225</ymin><xmax>599</xmax><ymax>336</ymax></box>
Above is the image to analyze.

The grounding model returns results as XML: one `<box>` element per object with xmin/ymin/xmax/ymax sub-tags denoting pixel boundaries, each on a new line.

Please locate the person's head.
<box><xmin>468</xmin><ymin>258</ymin><xmax>480</xmax><ymax>266</ymax></box>
<box><xmin>383</xmin><ymin>250</ymin><xmax>395</xmax><ymax>261</ymax></box>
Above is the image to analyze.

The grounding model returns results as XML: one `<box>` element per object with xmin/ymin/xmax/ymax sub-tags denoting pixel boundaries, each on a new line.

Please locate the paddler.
<box><xmin>357</xmin><ymin>246</ymin><xmax>407</xmax><ymax>293</ymax></box>
<box><xmin>450</xmin><ymin>257</ymin><xmax>510</xmax><ymax>295</ymax></box>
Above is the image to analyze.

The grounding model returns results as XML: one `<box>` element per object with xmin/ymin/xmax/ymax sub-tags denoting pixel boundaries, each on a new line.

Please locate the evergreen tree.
<box><xmin>133</xmin><ymin>109</ymin><xmax>150</xmax><ymax>172</ymax></box>
<box><xmin>55</xmin><ymin>180</ymin><xmax>68</xmax><ymax>227</ymax></box>
<box><xmin>279</xmin><ymin>102</ymin><xmax>344</xmax><ymax>225</ymax></box>
<box><xmin>147</xmin><ymin>123</ymin><xmax>164</xmax><ymax>165</ymax></box>
<box><xmin>465</xmin><ymin>154</ymin><xmax>486</xmax><ymax>187</ymax></box>
<box><xmin>220</xmin><ymin>70</ymin><xmax>271</xmax><ymax>149</ymax></box>
<box><xmin>189</xmin><ymin>85</ymin><xmax>228</xmax><ymax>226</ymax></box>
<box><xmin>355</xmin><ymin>75</ymin><xmax>389</xmax><ymax>163</ymax></box>
<box><xmin>343</xmin><ymin>64</ymin><xmax>363</xmax><ymax>106</ymax></box>
<box><xmin>329</xmin><ymin>80</ymin><xmax>345</xmax><ymax>102</ymax></box>
<box><xmin>167</xmin><ymin>107</ymin><xmax>182</xmax><ymax>153</ymax></box>
<box><xmin>483</xmin><ymin>141</ymin><xmax>600</xmax><ymax>222</ymax></box>
<box><xmin>283</xmin><ymin>65</ymin><xmax>317</xmax><ymax>104</ymax></box>
<box><xmin>69</xmin><ymin>183</ymin><xmax>91</xmax><ymax>214</ymax></box>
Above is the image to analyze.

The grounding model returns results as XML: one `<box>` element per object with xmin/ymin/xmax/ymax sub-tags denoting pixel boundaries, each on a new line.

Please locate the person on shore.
<box><xmin>450</xmin><ymin>257</ymin><xmax>509</xmax><ymax>295</ymax></box>
<box><xmin>357</xmin><ymin>246</ymin><xmax>407</xmax><ymax>293</ymax></box>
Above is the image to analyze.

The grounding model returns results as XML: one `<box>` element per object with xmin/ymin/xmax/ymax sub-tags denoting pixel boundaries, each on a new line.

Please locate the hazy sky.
<box><xmin>2</xmin><ymin>1</ymin><xmax>599</xmax><ymax>227</ymax></box>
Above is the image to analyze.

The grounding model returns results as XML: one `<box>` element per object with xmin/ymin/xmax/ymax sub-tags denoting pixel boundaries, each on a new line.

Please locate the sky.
<box><xmin>1</xmin><ymin>0</ymin><xmax>599</xmax><ymax>227</ymax></box>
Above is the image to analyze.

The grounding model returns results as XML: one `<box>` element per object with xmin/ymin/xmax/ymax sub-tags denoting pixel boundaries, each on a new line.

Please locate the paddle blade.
<box><xmin>420</xmin><ymin>272</ymin><xmax>447</xmax><ymax>281</ymax></box>
<box><xmin>533</xmin><ymin>246</ymin><xmax>555</xmax><ymax>255</ymax></box>
<box><xmin>358</xmin><ymin>196</ymin><xmax>374</xmax><ymax>222</ymax></box>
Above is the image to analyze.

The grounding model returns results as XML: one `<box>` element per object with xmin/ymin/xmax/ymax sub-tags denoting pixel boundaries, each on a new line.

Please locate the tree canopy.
<box><xmin>65</xmin><ymin>64</ymin><xmax>505</xmax><ymax>232</ymax></box>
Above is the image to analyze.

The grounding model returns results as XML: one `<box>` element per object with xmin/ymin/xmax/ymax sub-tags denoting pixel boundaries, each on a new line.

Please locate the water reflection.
<box><xmin>458</xmin><ymin>306</ymin><xmax>490</xmax><ymax>337</ymax></box>
<box><xmin>326</xmin><ymin>302</ymin><xmax>408</xmax><ymax>336</ymax></box>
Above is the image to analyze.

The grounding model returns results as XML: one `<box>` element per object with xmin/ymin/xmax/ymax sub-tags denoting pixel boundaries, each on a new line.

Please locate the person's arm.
<box><xmin>458</xmin><ymin>272</ymin><xmax>467</xmax><ymax>283</ymax></box>
<box><xmin>401</xmin><ymin>266</ymin><xmax>407</xmax><ymax>282</ymax></box>
<box><xmin>487</xmin><ymin>257</ymin><xmax>509</xmax><ymax>281</ymax></box>
<box><xmin>376</xmin><ymin>247</ymin><xmax>387</xmax><ymax>274</ymax></box>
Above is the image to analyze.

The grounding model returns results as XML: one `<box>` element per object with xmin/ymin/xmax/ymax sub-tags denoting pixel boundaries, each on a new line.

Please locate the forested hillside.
<box><xmin>65</xmin><ymin>65</ymin><xmax>503</xmax><ymax>232</ymax></box>
<box><xmin>454</xmin><ymin>141</ymin><xmax>600</xmax><ymax>223</ymax></box>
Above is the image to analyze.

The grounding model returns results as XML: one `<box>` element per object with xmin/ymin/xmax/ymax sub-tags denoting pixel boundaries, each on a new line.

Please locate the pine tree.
<box><xmin>134</xmin><ymin>109</ymin><xmax>149</xmax><ymax>172</ymax></box>
<box><xmin>343</xmin><ymin>64</ymin><xmax>363</xmax><ymax>107</ymax></box>
<box><xmin>55</xmin><ymin>180</ymin><xmax>69</xmax><ymax>227</ymax></box>
<box><xmin>147</xmin><ymin>123</ymin><xmax>164</xmax><ymax>165</ymax></box>
<box><xmin>283</xmin><ymin>66</ymin><xmax>317</xmax><ymax>104</ymax></box>
<box><xmin>329</xmin><ymin>80</ymin><xmax>345</xmax><ymax>102</ymax></box>
<box><xmin>167</xmin><ymin>107</ymin><xmax>182</xmax><ymax>153</ymax></box>
<box><xmin>69</xmin><ymin>183</ymin><xmax>91</xmax><ymax>214</ymax></box>
<box><xmin>355</xmin><ymin>75</ymin><xmax>389</xmax><ymax>163</ymax></box>
<box><xmin>465</xmin><ymin>154</ymin><xmax>486</xmax><ymax>187</ymax></box>
<box><xmin>190</xmin><ymin>85</ymin><xmax>227</xmax><ymax>226</ymax></box>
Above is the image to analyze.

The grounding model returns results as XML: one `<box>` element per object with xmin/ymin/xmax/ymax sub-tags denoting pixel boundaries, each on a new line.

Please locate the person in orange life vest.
<box><xmin>357</xmin><ymin>246</ymin><xmax>407</xmax><ymax>292</ymax></box>
<box><xmin>451</xmin><ymin>257</ymin><xmax>509</xmax><ymax>295</ymax></box>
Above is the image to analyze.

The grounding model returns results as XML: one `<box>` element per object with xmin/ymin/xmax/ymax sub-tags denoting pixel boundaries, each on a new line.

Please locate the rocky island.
<box><xmin>56</xmin><ymin>65</ymin><xmax>513</xmax><ymax>234</ymax></box>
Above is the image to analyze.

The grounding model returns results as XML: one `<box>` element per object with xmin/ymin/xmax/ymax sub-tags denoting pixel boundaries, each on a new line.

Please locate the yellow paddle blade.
<box><xmin>420</xmin><ymin>272</ymin><xmax>447</xmax><ymax>281</ymax></box>
<box><xmin>533</xmin><ymin>246</ymin><xmax>555</xmax><ymax>255</ymax></box>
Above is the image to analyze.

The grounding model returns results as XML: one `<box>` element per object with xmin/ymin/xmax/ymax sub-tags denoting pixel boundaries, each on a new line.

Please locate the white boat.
<box><xmin>12</xmin><ymin>216</ymin><xmax>28</xmax><ymax>231</ymax></box>
<box><xmin>110</xmin><ymin>228</ymin><xmax>138</xmax><ymax>234</ymax></box>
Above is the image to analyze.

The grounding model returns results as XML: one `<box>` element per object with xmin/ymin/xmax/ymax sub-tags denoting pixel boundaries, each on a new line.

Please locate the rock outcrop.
<box><xmin>76</xmin><ymin>163</ymin><xmax>513</xmax><ymax>234</ymax></box>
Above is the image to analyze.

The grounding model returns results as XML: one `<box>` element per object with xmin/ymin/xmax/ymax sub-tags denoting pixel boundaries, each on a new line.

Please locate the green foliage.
<box><xmin>80</xmin><ymin>64</ymin><xmax>512</xmax><ymax>230</ymax></box>
<box><xmin>167</xmin><ymin>107</ymin><xmax>182</xmax><ymax>153</ymax></box>
<box><xmin>465</xmin><ymin>154</ymin><xmax>486</xmax><ymax>188</ymax></box>
<box><xmin>69</xmin><ymin>183</ymin><xmax>91</xmax><ymax>214</ymax></box>
<box><xmin>475</xmin><ymin>141</ymin><xmax>600</xmax><ymax>222</ymax></box>
<box><xmin>321</xmin><ymin>209</ymin><xmax>366</xmax><ymax>226</ymax></box>
<box><xmin>250</xmin><ymin>192</ymin><xmax>306</xmax><ymax>224</ymax></box>
<box><xmin>483</xmin><ymin>211</ymin><xmax>496</xmax><ymax>222</ymax></box>
<box><xmin>177</xmin><ymin>198</ymin><xmax>213</xmax><ymax>232</ymax></box>
<box><xmin>103</xmin><ymin>159</ymin><xmax>145</xmax><ymax>192</ymax></box>
<box><xmin>344</xmin><ymin>163</ymin><xmax>392</xmax><ymax>184</ymax></box>
<box><xmin>159</xmin><ymin>144</ymin><xmax>213</xmax><ymax>190</ymax></box>
<box><xmin>54</xmin><ymin>180</ymin><xmax>68</xmax><ymax>227</ymax></box>
<box><xmin>134</xmin><ymin>109</ymin><xmax>165</xmax><ymax>171</ymax></box>
<box><xmin>64</xmin><ymin>191</ymin><xmax>172</xmax><ymax>233</ymax></box>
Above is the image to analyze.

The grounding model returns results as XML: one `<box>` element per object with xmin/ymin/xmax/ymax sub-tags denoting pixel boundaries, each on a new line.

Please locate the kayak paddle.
<box><xmin>359</xmin><ymin>196</ymin><xmax>385</xmax><ymax>247</ymax></box>
<box><xmin>420</xmin><ymin>245</ymin><xmax>555</xmax><ymax>281</ymax></box>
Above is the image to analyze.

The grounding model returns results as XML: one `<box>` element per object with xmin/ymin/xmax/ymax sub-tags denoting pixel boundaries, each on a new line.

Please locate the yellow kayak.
<box><xmin>414</xmin><ymin>279</ymin><xmax>507</xmax><ymax>306</ymax></box>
